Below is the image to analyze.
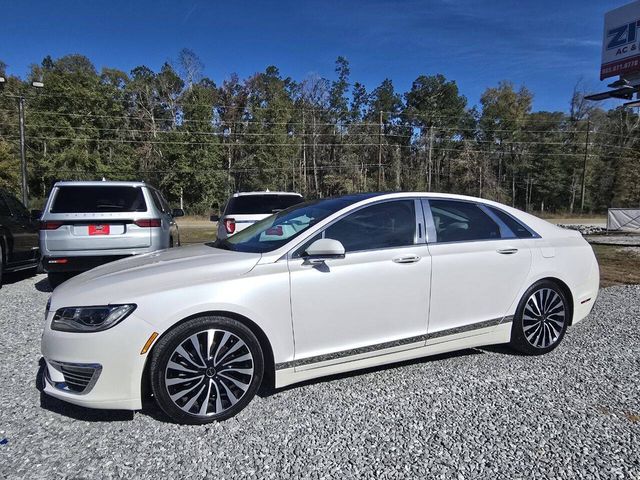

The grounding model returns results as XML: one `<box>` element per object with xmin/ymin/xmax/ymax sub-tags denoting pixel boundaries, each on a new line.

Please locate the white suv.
<box><xmin>212</xmin><ymin>191</ymin><xmax>303</xmax><ymax>240</ymax></box>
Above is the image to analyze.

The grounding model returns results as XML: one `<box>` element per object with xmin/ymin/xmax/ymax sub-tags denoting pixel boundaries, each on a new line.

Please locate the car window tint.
<box><xmin>50</xmin><ymin>186</ymin><xmax>147</xmax><ymax>213</ymax></box>
<box><xmin>323</xmin><ymin>200</ymin><xmax>416</xmax><ymax>252</ymax></box>
<box><xmin>3</xmin><ymin>192</ymin><xmax>29</xmax><ymax>217</ymax></box>
<box><xmin>0</xmin><ymin>195</ymin><xmax>12</xmax><ymax>216</ymax></box>
<box><xmin>487</xmin><ymin>206</ymin><xmax>534</xmax><ymax>238</ymax></box>
<box><xmin>226</xmin><ymin>195</ymin><xmax>303</xmax><ymax>215</ymax></box>
<box><xmin>429</xmin><ymin>200</ymin><xmax>501</xmax><ymax>243</ymax></box>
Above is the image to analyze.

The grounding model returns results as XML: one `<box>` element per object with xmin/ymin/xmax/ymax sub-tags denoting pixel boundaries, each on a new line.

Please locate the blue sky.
<box><xmin>0</xmin><ymin>0</ymin><xmax>626</xmax><ymax>112</ymax></box>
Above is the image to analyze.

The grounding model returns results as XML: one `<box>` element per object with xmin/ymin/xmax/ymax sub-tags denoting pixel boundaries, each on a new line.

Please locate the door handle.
<box><xmin>497</xmin><ymin>248</ymin><xmax>518</xmax><ymax>255</ymax></box>
<box><xmin>392</xmin><ymin>255</ymin><xmax>421</xmax><ymax>264</ymax></box>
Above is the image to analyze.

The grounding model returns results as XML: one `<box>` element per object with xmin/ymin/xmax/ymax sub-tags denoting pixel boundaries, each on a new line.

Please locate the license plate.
<box><xmin>89</xmin><ymin>224</ymin><xmax>110</xmax><ymax>235</ymax></box>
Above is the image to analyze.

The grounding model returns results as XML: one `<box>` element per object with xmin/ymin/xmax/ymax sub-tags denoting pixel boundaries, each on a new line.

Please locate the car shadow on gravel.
<box><xmin>2</xmin><ymin>269</ymin><xmax>39</xmax><ymax>286</ymax></box>
<box><xmin>35</xmin><ymin>358</ymin><xmax>134</xmax><ymax>422</ymax></box>
<box><xmin>34</xmin><ymin>277</ymin><xmax>52</xmax><ymax>293</ymax></box>
<box><xmin>257</xmin><ymin>348</ymin><xmax>485</xmax><ymax>398</ymax></box>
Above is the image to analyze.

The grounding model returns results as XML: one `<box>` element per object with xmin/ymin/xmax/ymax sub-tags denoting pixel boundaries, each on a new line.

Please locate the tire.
<box><xmin>150</xmin><ymin>315</ymin><xmax>264</xmax><ymax>424</ymax></box>
<box><xmin>510</xmin><ymin>280</ymin><xmax>570</xmax><ymax>355</ymax></box>
<box><xmin>0</xmin><ymin>242</ymin><xmax>4</xmax><ymax>288</ymax></box>
<box><xmin>47</xmin><ymin>272</ymin><xmax>72</xmax><ymax>289</ymax></box>
<box><xmin>169</xmin><ymin>236</ymin><xmax>174</xmax><ymax>248</ymax></box>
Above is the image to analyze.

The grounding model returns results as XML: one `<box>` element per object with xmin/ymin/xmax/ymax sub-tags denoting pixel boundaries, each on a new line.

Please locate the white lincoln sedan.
<box><xmin>41</xmin><ymin>192</ymin><xmax>599</xmax><ymax>424</ymax></box>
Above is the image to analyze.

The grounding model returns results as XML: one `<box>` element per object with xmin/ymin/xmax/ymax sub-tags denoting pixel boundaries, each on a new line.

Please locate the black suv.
<box><xmin>0</xmin><ymin>189</ymin><xmax>40</xmax><ymax>286</ymax></box>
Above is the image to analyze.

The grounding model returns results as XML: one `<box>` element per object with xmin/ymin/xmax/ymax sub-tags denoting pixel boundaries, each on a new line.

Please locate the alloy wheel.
<box><xmin>522</xmin><ymin>287</ymin><xmax>566</xmax><ymax>349</ymax></box>
<box><xmin>164</xmin><ymin>329</ymin><xmax>254</xmax><ymax>417</ymax></box>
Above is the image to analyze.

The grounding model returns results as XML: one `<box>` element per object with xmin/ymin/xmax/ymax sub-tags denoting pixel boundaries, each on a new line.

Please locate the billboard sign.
<box><xmin>601</xmin><ymin>0</ymin><xmax>640</xmax><ymax>80</ymax></box>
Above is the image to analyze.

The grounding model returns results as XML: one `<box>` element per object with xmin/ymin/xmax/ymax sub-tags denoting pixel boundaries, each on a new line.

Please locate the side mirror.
<box><xmin>171</xmin><ymin>208</ymin><xmax>185</xmax><ymax>217</ymax></box>
<box><xmin>210</xmin><ymin>214</ymin><xmax>220</xmax><ymax>222</ymax></box>
<box><xmin>30</xmin><ymin>209</ymin><xmax>42</xmax><ymax>220</ymax></box>
<box><xmin>303</xmin><ymin>238</ymin><xmax>345</xmax><ymax>261</ymax></box>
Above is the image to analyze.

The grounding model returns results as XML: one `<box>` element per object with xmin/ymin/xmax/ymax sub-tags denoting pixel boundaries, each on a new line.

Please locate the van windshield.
<box><xmin>50</xmin><ymin>186</ymin><xmax>147</xmax><ymax>213</ymax></box>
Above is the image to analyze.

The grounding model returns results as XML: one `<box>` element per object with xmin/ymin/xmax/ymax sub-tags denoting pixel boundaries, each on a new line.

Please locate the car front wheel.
<box><xmin>150</xmin><ymin>316</ymin><xmax>264</xmax><ymax>424</ymax></box>
<box><xmin>510</xmin><ymin>281</ymin><xmax>569</xmax><ymax>355</ymax></box>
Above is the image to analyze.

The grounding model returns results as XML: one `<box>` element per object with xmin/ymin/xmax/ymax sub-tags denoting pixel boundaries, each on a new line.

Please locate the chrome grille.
<box><xmin>46</xmin><ymin>361</ymin><xmax>102</xmax><ymax>395</ymax></box>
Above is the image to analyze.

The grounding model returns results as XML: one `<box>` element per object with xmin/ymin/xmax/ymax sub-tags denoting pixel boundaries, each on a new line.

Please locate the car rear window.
<box><xmin>50</xmin><ymin>186</ymin><xmax>147</xmax><ymax>213</ymax></box>
<box><xmin>225</xmin><ymin>195</ymin><xmax>303</xmax><ymax>215</ymax></box>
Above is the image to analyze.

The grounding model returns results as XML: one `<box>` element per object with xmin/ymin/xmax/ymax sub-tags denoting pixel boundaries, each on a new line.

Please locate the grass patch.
<box><xmin>179</xmin><ymin>225</ymin><xmax>217</xmax><ymax>244</ymax></box>
<box><xmin>592</xmin><ymin>244</ymin><xmax>640</xmax><ymax>287</ymax></box>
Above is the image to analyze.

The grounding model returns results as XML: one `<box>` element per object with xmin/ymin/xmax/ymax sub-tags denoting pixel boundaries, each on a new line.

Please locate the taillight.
<box><xmin>134</xmin><ymin>219</ymin><xmax>161</xmax><ymax>228</ymax></box>
<box><xmin>224</xmin><ymin>218</ymin><xmax>236</xmax><ymax>234</ymax></box>
<box><xmin>40</xmin><ymin>221</ymin><xmax>63</xmax><ymax>230</ymax></box>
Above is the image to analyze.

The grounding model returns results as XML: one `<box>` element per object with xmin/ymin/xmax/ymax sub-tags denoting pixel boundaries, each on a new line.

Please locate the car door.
<box><xmin>287</xmin><ymin>199</ymin><xmax>431</xmax><ymax>368</ymax></box>
<box><xmin>423</xmin><ymin>199</ymin><xmax>532</xmax><ymax>339</ymax></box>
<box><xmin>2</xmin><ymin>192</ymin><xmax>39</xmax><ymax>263</ymax></box>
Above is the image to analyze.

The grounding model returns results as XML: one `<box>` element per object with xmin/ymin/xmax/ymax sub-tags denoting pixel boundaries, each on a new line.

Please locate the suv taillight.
<box><xmin>40</xmin><ymin>221</ymin><xmax>63</xmax><ymax>230</ymax></box>
<box><xmin>134</xmin><ymin>219</ymin><xmax>161</xmax><ymax>228</ymax></box>
<box><xmin>224</xmin><ymin>218</ymin><xmax>236</xmax><ymax>234</ymax></box>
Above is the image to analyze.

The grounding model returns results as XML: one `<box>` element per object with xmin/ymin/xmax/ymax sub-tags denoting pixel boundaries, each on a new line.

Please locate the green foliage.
<box><xmin>0</xmin><ymin>52</ymin><xmax>637</xmax><ymax>214</ymax></box>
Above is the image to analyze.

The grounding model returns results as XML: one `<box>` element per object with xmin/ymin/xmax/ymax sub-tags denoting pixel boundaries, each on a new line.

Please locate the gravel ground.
<box><xmin>0</xmin><ymin>274</ymin><xmax>639</xmax><ymax>479</ymax></box>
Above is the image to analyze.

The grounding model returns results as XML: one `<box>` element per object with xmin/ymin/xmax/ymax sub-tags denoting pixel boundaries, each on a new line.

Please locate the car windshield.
<box><xmin>211</xmin><ymin>196</ymin><xmax>369</xmax><ymax>253</ymax></box>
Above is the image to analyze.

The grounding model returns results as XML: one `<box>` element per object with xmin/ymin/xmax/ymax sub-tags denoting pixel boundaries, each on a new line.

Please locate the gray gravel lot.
<box><xmin>0</xmin><ymin>273</ymin><xmax>639</xmax><ymax>479</ymax></box>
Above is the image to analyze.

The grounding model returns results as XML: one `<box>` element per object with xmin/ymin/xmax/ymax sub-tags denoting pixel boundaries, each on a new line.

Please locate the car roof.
<box><xmin>53</xmin><ymin>180</ymin><xmax>149</xmax><ymax>188</ymax></box>
<box><xmin>232</xmin><ymin>191</ymin><xmax>302</xmax><ymax>197</ymax></box>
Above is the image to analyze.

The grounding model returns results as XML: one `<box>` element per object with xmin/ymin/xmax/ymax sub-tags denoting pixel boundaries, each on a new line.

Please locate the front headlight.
<box><xmin>51</xmin><ymin>304</ymin><xmax>136</xmax><ymax>332</ymax></box>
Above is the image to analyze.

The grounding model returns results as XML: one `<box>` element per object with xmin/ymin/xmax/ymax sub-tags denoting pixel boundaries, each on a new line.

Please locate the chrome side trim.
<box><xmin>276</xmin><ymin>315</ymin><xmax>512</xmax><ymax>370</ymax></box>
<box><xmin>275</xmin><ymin>334</ymin><xmax>426</xmax><ymax>370</ymax></box>
<box><xmin>427</xmin><ymin>316</ymin><xmax>513</xmax><ymax>339</ymax></box>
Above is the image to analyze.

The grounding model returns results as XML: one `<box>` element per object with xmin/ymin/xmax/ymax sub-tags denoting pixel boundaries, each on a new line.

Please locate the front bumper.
<box><xmin>41</xmin><ymin>312</ymin><xmax>157</xmax><ymax>410</ymax></box>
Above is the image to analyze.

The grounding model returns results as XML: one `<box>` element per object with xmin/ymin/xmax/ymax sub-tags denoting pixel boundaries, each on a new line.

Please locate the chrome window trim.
<box><xmin>287</xmin><ymin>197</ymin><xmax>422</xmax><ymax>260</ymax></box>
<box><xmin>421</xmin><ymin>199</ymin><xmax>437</xmax><ymax>243</ymax></box>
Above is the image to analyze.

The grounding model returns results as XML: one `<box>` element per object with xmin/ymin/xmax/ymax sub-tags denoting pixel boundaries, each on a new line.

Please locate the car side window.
<box><xmin>322</xmin><ymin>200</ymin><xmax>417</xmax><ymax>253</ymax></box>
<box><xmin>487</xmin><ymin>206</ymin><xmax>534</xmax><ymax>238</ymax></box>
<box><xmin>149</xmin><ymin>190</ymin><xmax>166</xmax><ymax>214</ymax></box>
<box><xmin>3</xmin><ymin>193</ymin><xmax>29</xmax><ymax>218</ymax></box>
<box><xmin>159</xmin><ymin>192</ymin><xmax>171</xmax><ymax>213</ymax></box>
<box><xmin>0</xmin><ymin>195</ymin><xmax>11</xmax><ymax>217</ymax></box>
<box><xmin>429</xmin><ymin>200</ymin><xmax>501</xmax><ymax>243</ymax></box>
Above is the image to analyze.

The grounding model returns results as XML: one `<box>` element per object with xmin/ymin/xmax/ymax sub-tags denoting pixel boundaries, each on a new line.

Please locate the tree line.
<box><xmin>0</xmin><ymin>50</ymin><xmax>638</xmax><ymax>214</ymax></box>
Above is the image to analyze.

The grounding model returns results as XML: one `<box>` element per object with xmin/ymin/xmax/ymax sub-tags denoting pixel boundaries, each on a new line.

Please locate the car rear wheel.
<box><xmin>150</xmin><ymin>316</ymin><xmax>264</xmax><ymax>424</ymax></box>
<box><xmin>510</xmin><ymin>280</ymin><xmax>569</xmax><ymax>355</ymax></box>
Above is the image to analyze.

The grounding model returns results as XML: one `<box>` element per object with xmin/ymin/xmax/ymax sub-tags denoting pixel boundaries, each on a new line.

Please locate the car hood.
<box><xmin>51</xmin><ymin>244</ymin><xmax>261</xmax><ymax>307</ymax></box>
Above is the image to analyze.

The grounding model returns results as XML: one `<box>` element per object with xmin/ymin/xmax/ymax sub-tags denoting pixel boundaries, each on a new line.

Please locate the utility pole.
<box><xmin>18</xmin><ymin>96</ymin><xmax>28</xmax><ymax>207</ymax></box>
<box><xmin>580</xmin><ymin>120</ymin><xmax>590</xmax><ymax>212</ymax></box>
<box><xmin>427</xmin><ymin>125</ymin><xmax>434</xmax><ymax>191</ymax></box>
<box><xmin>377</xmin><ymin>111</ymin><xmax>383</xmax><ymax>190</ymax></box>
<box><xmin>0</xmin><ymin>78</ymin><xmax>44</xmax><ymax>209</ymax></box>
